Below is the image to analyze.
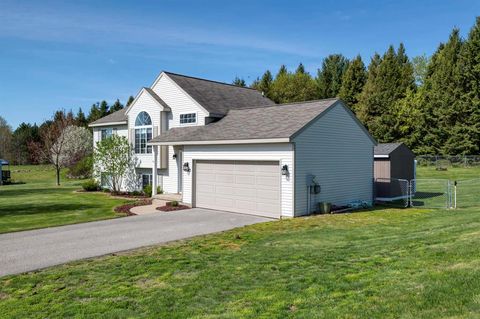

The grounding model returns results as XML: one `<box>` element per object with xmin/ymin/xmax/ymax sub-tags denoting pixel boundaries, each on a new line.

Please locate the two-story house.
<box><xmin>90</xmin><ymin>71</ymin><xmax>376</xmax><ymax>218</ymax></box>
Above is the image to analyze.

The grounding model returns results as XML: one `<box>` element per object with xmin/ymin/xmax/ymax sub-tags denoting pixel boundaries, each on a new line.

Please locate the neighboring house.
<box><xmin>89</xmin><ymin>71</ymin><xmax>376</xmax><ymax>218</ymax></box>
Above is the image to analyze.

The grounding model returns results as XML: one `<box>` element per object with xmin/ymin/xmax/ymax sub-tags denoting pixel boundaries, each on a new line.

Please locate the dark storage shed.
<box><xmin>374</xmin><ymin>143</ymin><xmax>415</xmax><ymax>180</ymax></box>
<box><xmin>374</xmin><ymin>143</ymin><xmax>415</xmax><ymax>201</ymax></box>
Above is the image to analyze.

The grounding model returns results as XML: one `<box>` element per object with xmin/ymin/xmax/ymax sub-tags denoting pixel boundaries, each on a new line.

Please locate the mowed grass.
<box><xmin>0</xmin><ymin>165</ymin><xmax>128</xmax><ymax>233</ymax></box>
<box><xmin>415</xmin><ymin>166</ymin><xmax>480</xmax><ymax>208</ymax></box>
<box><xmin>0</xmin><ymin>166</ymin><xmax>479</xmax><ymax>317</ymax></box>
<box><xmin>1</xmin><ymin>207</ymin><xmax>480</xmax><ymax>318</ymax></box>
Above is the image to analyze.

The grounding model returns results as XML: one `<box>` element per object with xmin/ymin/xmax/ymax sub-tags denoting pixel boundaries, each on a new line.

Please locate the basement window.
<box><xmin>180</xmin><ymin>113</ymin><xmax>196</xmax><ymax>124</ymax></box>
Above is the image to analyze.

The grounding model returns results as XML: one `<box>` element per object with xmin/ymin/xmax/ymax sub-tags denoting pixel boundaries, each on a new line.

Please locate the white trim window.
<box><xmin>180</xmin><ymin>113</ymin><xmax>196</xmax><ymax>124</ymax></box>
<box><xmin>101</xmin><ymin>128</ymin><xmax>113</xmax><ymax>140</ymax></box>
<box><xmin>134</xmin><ymin>112</ymin><xmax>152</xmax><ymax>154</ymax></box>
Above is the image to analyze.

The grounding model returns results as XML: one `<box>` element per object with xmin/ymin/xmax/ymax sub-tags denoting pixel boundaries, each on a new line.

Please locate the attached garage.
<box><xmin>149</xmin><ymin>99</ymin><xmax>376</xmax><ymax>218</ymax></box>
<box><xmin>194</xmin><ymin>160</ymin><xmax>281</xmax><ymax>218</ymax></box>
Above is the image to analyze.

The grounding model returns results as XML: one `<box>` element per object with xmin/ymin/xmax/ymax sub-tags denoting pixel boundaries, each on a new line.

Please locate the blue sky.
<box><xmin>1</xmin><ymin>0</ymin><xmax>479</xmax><ymax>128</ymax></box>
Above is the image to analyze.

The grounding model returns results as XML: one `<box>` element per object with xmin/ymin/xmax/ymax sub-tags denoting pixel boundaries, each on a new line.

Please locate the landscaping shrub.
<box><xmin>143</xmin><ymin>184</ymin><xmax>152</xmax><ymax>197</ymax></box>
<box><xmin>142</xmin><ymin>185</ymin><xmax>163</xmax><ymax>197</ymax></box>
<box><xmin>68</xmin><ymin>155</ymin><xmax>93</xmax><ymax>179</ymax></box>
<box><xmin>81</xmin><ymin>179</ymin><xmax>99</xmax><ymax>192</ymax></box>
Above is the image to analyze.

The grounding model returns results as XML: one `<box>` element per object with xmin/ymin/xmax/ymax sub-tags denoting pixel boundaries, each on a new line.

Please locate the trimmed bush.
<box><xmin>82</xmin><ymin>179</ymin><xmax>99</xmax><ymax>192</ymax></box>
<box><xmin>68</xmin><ymin>155</ymin><xmax>93</xmax><ymax>179</ymax></box>
<box><xmin>143</xmin><ymin>184</ymin><xmax>152</xmax><ymax>197</ymax></box>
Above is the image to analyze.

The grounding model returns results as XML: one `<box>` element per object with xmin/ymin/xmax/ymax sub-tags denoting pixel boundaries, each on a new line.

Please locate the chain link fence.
<box><xmin>374</xmin><ymin>178</ymin><xmax>480</xmax><ymax>209</ymax></box>
<box><xmin>374</xmin><ymin>178</ymin><xmax>410</xmax><ymax>208</ymax></box>
<box><xmin>410</xmin><ymin>179</ymin><xmax>451</xmax><ymax>208</ymax></box>
<box><xmin>416</xmin><ymin>155</ymin><xmax>480</xmax><ymax>168</ymax></box>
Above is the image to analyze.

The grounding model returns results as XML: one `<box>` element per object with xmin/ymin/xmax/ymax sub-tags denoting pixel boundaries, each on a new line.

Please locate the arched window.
<box><xmin>134</xmin><ymin>112</ymin><xmax>152</xmax><ymax>154</ymax></box>
<box><xmin>135</xmin><ymin>111</ymin><xmax>152</xmax><ymax>126</ymax></box>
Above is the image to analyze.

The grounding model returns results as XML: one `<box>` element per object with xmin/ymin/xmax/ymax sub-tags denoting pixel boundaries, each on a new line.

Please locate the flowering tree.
<box><xmin>36</xmin><ymin>121</ymin><xmax>92</xmax><ymax>186</ymax></box>
<box><xmin>94</xmin><ymin>135</ymin><xmax>136</xmax><ymax>193</ymax></box>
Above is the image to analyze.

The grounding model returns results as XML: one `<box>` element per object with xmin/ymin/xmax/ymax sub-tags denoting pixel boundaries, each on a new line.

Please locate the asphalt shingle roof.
<box><xmin>374</xmin><ymin>143</ymin><xmax>403</xmax><ymax>155</ymax></box>
<box><xmin>149</xmin><ymin>99</ymin><xmax>340</xmax><ymax>144</ymax></box>
<box><xmin>89</xmin><ymin>108</ymin><xmax>127</xmax><ymax>126</ymax></box>
<box><xmin>164</xmin><ymin>72</ymin><xmax>275</xmax><ymax>116</ymax></box>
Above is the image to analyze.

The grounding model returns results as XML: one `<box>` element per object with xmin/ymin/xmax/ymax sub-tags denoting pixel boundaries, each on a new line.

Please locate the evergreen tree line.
<box><xmin>0</xmin><ymin>96</ymin><xmax>134</xmax><ymax>165</ymax></box>
<box><xmin>235</xmin><ymin>18</ymin><xmax>480</xmax><ymax>155</ymax></box>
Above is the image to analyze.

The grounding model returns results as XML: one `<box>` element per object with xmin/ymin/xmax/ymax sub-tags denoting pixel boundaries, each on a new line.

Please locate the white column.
<box><xmin>152</xmin><ymin>145</ymin><xmax>158</xmax><ymax>197</ymax></box>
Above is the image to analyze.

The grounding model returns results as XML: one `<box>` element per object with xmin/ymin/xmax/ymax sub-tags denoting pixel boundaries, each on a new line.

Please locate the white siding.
<box><xmin>292</xmin><ymin>103</ymin><xmax>374</xmax><ymax>216</ymax></box>
<box><xmin>182</xmin><ymin>143</ymin><xmax>294</xmax><ymax>217</ymax></box>
<box><xmin>151</xmin><ymin>74</ymin><xmax>209</xmax><ymax>194</ymax></box>
<box><xmin>126</xmin><ymin>90</ymin><xmax>163</xmax><ymax>168</ymax></box>
<box><xmin>151</xmin><ymin>74</ymin><xmax>209</xmax><ymax>127</ymax></box>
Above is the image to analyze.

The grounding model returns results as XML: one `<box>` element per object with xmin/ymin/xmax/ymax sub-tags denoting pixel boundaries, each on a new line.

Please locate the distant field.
<box><xmin>0</xmin><ymin>165</ymin><xmax>128</xmax><ymax>233</ymax></box>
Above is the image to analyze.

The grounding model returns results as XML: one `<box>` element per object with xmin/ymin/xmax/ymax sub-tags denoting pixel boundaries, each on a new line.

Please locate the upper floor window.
<box><xmin>135</xmin><ymin>111</ymin><xmax>152</xmax><ymax>126</ymax></box>
<box><xmin>101</xmin><ymin>128</ymin><xmax>113</xmax><ymax>140</ymax></box>
<box><xmin>180</xmin><ymin>113</ymin><xmax>196</xmax><ymax>124</ymax></box>
<box><xmin>135</xmin><ymin>112</ymin><xmax>152</xmax><ymax>154</ymax></box>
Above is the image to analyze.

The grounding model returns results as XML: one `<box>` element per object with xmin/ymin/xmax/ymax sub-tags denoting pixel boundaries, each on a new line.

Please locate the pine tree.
<box><xmin>296</xmin><ymin>63</ymin><xmax>306</xmax><ymax>74</ymax></box>
<box><xmin>126</xmin><ymin>95</ymin><xmax>135</xmax><ymax>107</ymax></box>
<box><xmin>251</xmin><ymin>70</ymin><xmax>273</xmax><ymax>98</ymax></box>
<box><xmin>456</xmin><ymin>17</ymin><xmax>480</xmax><ymax>154</ymax></box>
<box><xmin>99</xmin><ymin>101</ymin><xmax>109</xmax><ymax>117</ymax></box>
<box><xmin>88</xmin><ymin>102</ymin><xmax>101</xmax><ymax>123</ymax></box>
<box><xmin>110</xmin><ymin>99</ymin><xmax>124</xmax><ymax>112</ymax></box>
<box><xmin>232</xmin><ymin>77</ymin><xmax>246</xmax><ymax>87</ymax></box>
<box><xmin>270</xmin><ymin>65</ymin><xmax>316</xmax><ymax>103</ymax></box>
<box><xmin>316</xmin><ymin>54</ymin><xmax>349</xmax><ymax>98</ymax></box>
<box><xmin>357</xmin><ymin>45</ymin><xmax>415</xmax><ymax>142</ymax></box>
<box><xmin>76</xmin><ymin>108</ymin><xmax>88</xmax><ymax>127</ymax></box>
<box><xmin>339</xmin><ymin>55</ymin><xmax>366</xmax><ymax>111</ymax></box>
<box><xmin>419</xmin><ymin>29</ymin><xmax>463</xmax><ymax>154</ymax></box>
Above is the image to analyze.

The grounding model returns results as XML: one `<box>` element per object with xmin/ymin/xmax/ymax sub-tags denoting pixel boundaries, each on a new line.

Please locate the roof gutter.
<box><xmin>88</xmin><ymin>121</ymin><xmax>128</xmax><ymax>128</ymax></box>
<box><xmin>148</xmin><ymin>137</ymin><xmax>290</xmax><ymax>146</ymax></box>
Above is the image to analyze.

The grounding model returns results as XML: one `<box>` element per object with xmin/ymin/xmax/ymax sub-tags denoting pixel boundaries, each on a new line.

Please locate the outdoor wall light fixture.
<box><xmin>183</xmin><ymin>162</ymin><xmax>191</xmax><ymax>172</ymax></box>
<box><xmin>281</xmin><ymin>164</ymin><xmax>289</xmax><ymax>176</ymax></box>
<box><xmin>172</xmin><ymin>154</ymin><xmax>177</xmax><ymax>159</ymax></box>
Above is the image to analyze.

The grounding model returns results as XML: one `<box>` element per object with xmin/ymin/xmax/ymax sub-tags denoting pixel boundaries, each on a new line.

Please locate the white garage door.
<box><xmin>195</xmin><ymin>160</ymin><xmax>281</xmax><ymax>218</ymax></box>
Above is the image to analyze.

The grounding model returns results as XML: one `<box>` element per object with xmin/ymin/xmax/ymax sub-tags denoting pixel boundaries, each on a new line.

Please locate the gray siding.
<box><xmin>292</xmin><ymin>103</ymin><xmax>374</xmax><ymax>216</ymax></box>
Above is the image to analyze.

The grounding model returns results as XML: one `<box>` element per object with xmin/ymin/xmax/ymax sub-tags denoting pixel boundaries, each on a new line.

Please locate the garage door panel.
<box><xmin>197</xmin><ymin>172</ymin><xmax>215</xmax><ymax>182</ymax></box>
<box><xmin>235</xmin><ymin>175</ymin><xmax>256</xmax><ymax>185</ymax></box>
<box><xmin>215</xmin><ymin>185</ymin><xmax>235</xmax><ymax>195</ymax></box>
<box><xmin>196</xmin><ymin>184</ymin><xmax>215</xmax><ymax>193</ymax></box>
<box><xmin>256</xmin><ymin>176</ymin><xmax>278</xmax><ymax>187</ymax></box>
<box><xmin>216</xmin><ymin>174</ymin><xmax>234</xmax><ymax>183</ymax></box>
<box><xmin>195</xmin><ymin>160</ymin><xmax>280</xmax><ymax>218</ymax></box>
<box><xmin>256</xmin><ymin>189</ymin><xmax>280</xmax><ymax>200</ymax></box>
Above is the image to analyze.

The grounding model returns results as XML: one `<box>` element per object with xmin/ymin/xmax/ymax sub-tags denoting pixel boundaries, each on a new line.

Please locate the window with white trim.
<box><xmin>180</xmin><ymin>113</ymin><xmax>196</xmax><ymax>124</ymax></box>
<box><xmin>100</xmin><ymin>128</ymin><xmax>113</xmax><ymax>140</ymax></box>
<box><xmin>134</xmin><ymin>112</ymin><xmax>152</xmax><ymax>154</ymax></box>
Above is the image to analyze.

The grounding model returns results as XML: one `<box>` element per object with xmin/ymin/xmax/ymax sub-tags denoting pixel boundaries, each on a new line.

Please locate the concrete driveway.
<box><xmin>0</xmin><ymin>208</ymin><xmax>272</xmax><ymax>277</ymax></box>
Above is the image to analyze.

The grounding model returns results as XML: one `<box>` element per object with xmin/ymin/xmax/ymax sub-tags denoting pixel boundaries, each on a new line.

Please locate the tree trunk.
<box><xmin>56</xmin><ymin>166</ymin><xmax>60</xmax><ymax>186</ymax></box>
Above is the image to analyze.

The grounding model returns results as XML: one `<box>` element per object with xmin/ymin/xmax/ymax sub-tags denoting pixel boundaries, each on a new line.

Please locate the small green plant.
<box><xmin>81</xmin><ymin>179</ymin><xmax>99</xmax><ymax>192</ymax></box>
<box><xmin>170</xmin><ymin>200</ymin><xmax>179</xmax><ymax>207</ymax></box>
<box><xmin>157</xmin><ymin>186</ymin><xmax>163</xmax><ymax>194</ymax></box>
<box><xmin>68</xmin><ymin>155</ymin><xmax>93</xmax><ymax>179</ymax></box>
<box><xmin>143</xmin><ymin>184</ymin><xmax>152</xmax><ymax>197</ymax></box>
<box><xmin>131</xmin><ymin>190</ymin><xmax>141</xmax><ymax>196</ymax></box>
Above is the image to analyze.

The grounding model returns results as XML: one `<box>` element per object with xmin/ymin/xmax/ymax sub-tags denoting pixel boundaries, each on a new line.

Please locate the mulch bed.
<box><xmin>156</xmin><ymin>205</ymin><xmax>190</xmax><ymax>212</ymax></box>
<box><xmin>114</xmin><ymin>199</ymin><xmax>153</xmax><ymax>216</ymax></box>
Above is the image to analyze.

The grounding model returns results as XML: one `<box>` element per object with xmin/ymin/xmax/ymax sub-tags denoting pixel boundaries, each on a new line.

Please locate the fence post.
<box><xmin>454</xmin><ymin>181</ymin><xmax>457</xmax><ymax>209</ymax></box>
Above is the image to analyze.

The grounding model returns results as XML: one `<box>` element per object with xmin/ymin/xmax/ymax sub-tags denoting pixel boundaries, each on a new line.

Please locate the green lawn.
<box><xmin>1</xmin><ymin>166</ymin><xmax>480</xmax><ymax>318</ymax></box>
<box><xmin>417</xmin><ymin>165</ymin><xmax>480</xmax><ymax>180</ymax></box>
<box><xmin>1</xmin><ymin>207</ymin><xmax>480</xmax><ymax>318</ymax></box>
<box><xmin>0</xmin><ymin>165</ymin><xmax>128</xmax><ymax>233</ymax></box>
